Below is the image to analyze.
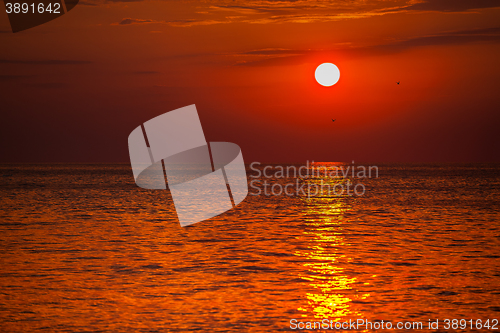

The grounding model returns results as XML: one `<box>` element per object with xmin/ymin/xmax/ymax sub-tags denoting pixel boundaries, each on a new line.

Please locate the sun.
<box><xmin>315</xmin><ymin>63</ymin><xmax>340</xmax><ymax>87</ymax></box>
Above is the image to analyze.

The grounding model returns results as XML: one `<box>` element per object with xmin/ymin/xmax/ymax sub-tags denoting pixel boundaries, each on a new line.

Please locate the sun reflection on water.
<box><xmin>295</xmin><ymin>167</ymin><xmax>367</xmax><ymax>320</ymax></box>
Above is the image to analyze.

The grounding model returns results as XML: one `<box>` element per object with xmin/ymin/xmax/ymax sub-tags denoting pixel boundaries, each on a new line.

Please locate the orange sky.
<box><xmin>1</xmin><ymin>0</ymin><xmax>499</xmax><ymax>162</ymax></box>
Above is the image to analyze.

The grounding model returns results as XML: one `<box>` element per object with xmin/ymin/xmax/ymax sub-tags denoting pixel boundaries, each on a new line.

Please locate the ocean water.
<box><xmin>0</xmin><ymin>163</ymin><xmax>499</xmax><ymax>332</ymax></box>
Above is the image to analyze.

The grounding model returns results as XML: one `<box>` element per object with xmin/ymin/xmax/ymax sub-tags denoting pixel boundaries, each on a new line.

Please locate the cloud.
<box><xmin>451</xmin><ymin>27</ymin><xmax>500</xmax><ymax>35</ymax></box>
<box><xmin>370</xmin><ymin>26</ymin><xmax>500</xmax><ymax>53</ymax></box>
<box><xmin>116</xmin><ymin>18</ymin><xmax>230</xmax><ymax>27</ymax></box>
<box><xmin>80</xmin><ymin>0</ymin><xmax>142</xmax><ymax>4</ymax></box>
<box><xmin>229</xmin><ymin>48</ymin><xmax>317</xmax><ymax>64</ymax></box>
<box><xmin>108</xmin><ymin>0</ymin><xmax>500</xmax><ymax>27</ymax></box>
<box><xmin>406</xmin><ymin>0</ymin><xmax>500</xmax><ymax>12</ymax></box>
<box><xmin>229</xmin><ymin>26</ymin><xmax>500</xmax><ymax>66</ymax></box>
<box><xmin>93</xmin><ymin>0</ymin><xmax>500</xmax><ymax>28</ymax></box>
<box><xmin>132</xmin><ymin>71</ymin><xmax>161</xmax><ymax>74</ymax></box>
<box><xmin>207</xmin><ymin>1</ymin><xmax>406</xmax><ymax>24</ymax></box>
<box><xmin>111</xmin><ymin>1</ymin><xmax>409</xmax><ymax>28</ymax></box>
<box><xmin>0</xmin><ymin>75</ymin><xmax>35</xmax><ymax>81</ymax></box>
<box><xmin>212</xmin><ymin>0</ymin><xmax>500</xmax><ymax>14</ymax></box>
<box><xmin>115</xmin><ymin>12</ymin><xmax>387</xmax><ymax>28</ymax></box>
<box><xmin>119</xmin><ymin>18</ymin><xmax>156</xmax><ymax>25</ymax></box>
<box><xmin>110</xmin><ymin>1</ymin><xmax>500</xmax><ymax>29</ymax></box>
<box><xmin>25</xmin><ymin>82</ymin><xmax>66</xmax><ymax>89</ymax></box>
<box><xmin>241</xmin><ymin>48</ymin><xmax>310</xmax><ymax>55</ymax></box>
<box><xmin>0</xmin><ymin>59</ymin><xmax>92</xmax><ymax>65</ymax></box>
<box><xmin>222</xmin><ymin>47</ymin><xmax>322</xmax><ymax>66</ymax></box>
<box><xmin>164</xmin><ymin>19</ymin><xmax>228</xmax><ymax>27</ymax></box>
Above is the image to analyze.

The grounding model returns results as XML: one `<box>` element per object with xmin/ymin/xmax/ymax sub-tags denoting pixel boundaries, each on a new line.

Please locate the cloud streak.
<box><xmin>0</xmin><ymin>75</ymin><xmax>35</xmax><ymax>81</ymax></box>
<box><xmin>406</xmin><ymin>0</ymin><xmax>500</xmax><ymax>12</ymax></box>
<box><xmin>119</xmin><ymin>18</ymin><xmax>156</xmax><ymax>25</ymax></box>
<box><xmin>108</xmin><ymin>0</ymin><xmax>500</xmax><ymax>28</ymax></box>
<box><xmin>116</xmin><ymin>17</ymin><xmax>231</xmax><ymax>27</ymax></box>
<box><xmin>0</xmin><ymin>59</ymin><xmax>92</xmax><ymax>65</ymax></box>
<box><xmin>110</xmin><ymin>0</ymin><xmax>500</xmax><ymax>29</ymax></box>
<box><xmin>229</xmin><ymin>26</ymin><xmax>500</xmax><ymax>66</ymax></box>
<box><xmin>370</xmin><ymin>26</ymin><xmax>500</xmax><ymax>53</ymax></box>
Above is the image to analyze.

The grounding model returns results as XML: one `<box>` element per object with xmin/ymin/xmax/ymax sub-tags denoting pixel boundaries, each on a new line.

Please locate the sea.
<box><xmin>0</xmin><ymin>163</ymin><xmax>499</xmax><ymax>332</ymax></box>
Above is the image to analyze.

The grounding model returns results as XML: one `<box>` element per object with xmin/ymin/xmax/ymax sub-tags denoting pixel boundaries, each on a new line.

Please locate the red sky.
<box><xmin>1</xmin><ymin>0</ymin><xmax>499</xmax><ymax>163</ymax></box>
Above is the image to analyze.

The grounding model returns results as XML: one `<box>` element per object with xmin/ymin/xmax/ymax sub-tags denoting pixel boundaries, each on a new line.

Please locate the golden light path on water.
<box><xmin>295</xmin><ymin>164</ymin><xmax>369</xmax><ymax>321</ymax></box>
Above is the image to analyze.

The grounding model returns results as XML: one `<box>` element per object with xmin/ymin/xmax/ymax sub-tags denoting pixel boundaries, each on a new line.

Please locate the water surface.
<box><xmin>0</xmin><ymin>163</ymin><xmax>499</xmax><ymax>331</ymax></box>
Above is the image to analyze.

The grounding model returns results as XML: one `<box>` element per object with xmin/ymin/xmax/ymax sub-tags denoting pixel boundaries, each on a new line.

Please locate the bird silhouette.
<box><xmin>396</xmin><ymin>81</ymin><xmax>400</xmax><ymax>85</ymax></box>
<box><xmin>332</xmin><ymin>119</ymin><xmax>336</xmax><ymax>122</ymax></box>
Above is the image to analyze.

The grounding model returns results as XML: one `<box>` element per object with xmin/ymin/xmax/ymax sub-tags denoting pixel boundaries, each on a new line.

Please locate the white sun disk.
<box><xmin>315</xmin><ymin>63</ymin><xmax>340</xmax><ymax>87</ymax></box>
